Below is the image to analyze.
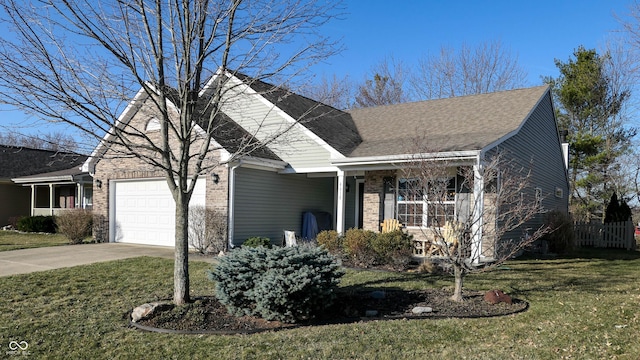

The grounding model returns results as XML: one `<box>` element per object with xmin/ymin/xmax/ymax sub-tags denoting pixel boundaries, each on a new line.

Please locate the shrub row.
<box><xmin>16</xmin><ymin>215</ymin><xmax>57</xmax><ymax>233</ymax></box>
<box><xmin>15</xmin><ymin>209</ymin><xmax>93</xmax><ymax>244</ymax></box>
<box><xmin>317</xmin><ymin>228</ymin><xmax>414</xmax><ymax>268</ymax></box>
<box><xmin>209</xmin><ymin>246</ymin><xmax>343</xmax><ymax>323</ymax></box>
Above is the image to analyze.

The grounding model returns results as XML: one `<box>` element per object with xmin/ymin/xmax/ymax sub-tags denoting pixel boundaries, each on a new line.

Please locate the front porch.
<box><xmin>333</xmin><ymin>165</ymin><xmax>495</xmax><ymax>263</ymax></box>
<box><xmin>12</xmin><ymin>169</ymin><xmax>93</xmax><ymax>216</ymax></box>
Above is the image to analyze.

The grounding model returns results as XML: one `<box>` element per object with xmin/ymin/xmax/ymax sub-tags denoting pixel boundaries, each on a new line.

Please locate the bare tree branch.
<box><xmin>410</xmin><ymin>40</ymin><xmax>528</xmax><ymax>100</ymax></box>
<box><xmin>400</xmin><ymin>140</ymin><xmax>548</xmax><ymax>302</ymax></box>
<box><xmin>0</xmin><ymin>0</ymin><xmax>343</xmax><ymax>305</ymax></box>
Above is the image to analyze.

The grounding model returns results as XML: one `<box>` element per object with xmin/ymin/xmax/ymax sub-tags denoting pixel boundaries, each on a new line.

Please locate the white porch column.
<box><xmin>336</xmin><ymin>169</ymin><xmax>346</xmax><ymax>234</ymax></box>
<box><xmin>49</xmin><ymin>184</ymin><xmax>54</xmax><ymax>216</ymax></box>
<box><xmin>30</xmin><ymin>185</ymin><xmax>35</xmax><ymax>216</ymax></box>
<box><xmin>77</xmin><ymin>183</ymin><xmax>83</xmax><ymax>209</ymax></box>
<box><xmin>470</xmin><ymin>163</ymin><xmax>484</xmax><ymax>265</ymax></box>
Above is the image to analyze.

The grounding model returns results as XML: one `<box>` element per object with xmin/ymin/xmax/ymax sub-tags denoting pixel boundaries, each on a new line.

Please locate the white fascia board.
<box><xmin>222</xmin><ymin>70</ymin><xmax>345</xmax><ymax>160</ymax></box>
<box><xmin>82</xmin><ymin>87</ymin><xmax>150</xmax><ymax>173</ymax></box>
<box><xmin>332</xmin><ymin>150</ymin><xmax>480</xmax><ymax>168</ymax></box>
<box><xmin>230</xmin><ymin>156</ymin><xmax>287</xmax><ymax>172</ymax></box>
<box><xmin>12</xmin><ymin>176</ymin><xmax>75</xmax><ymax>184</ymax></box>
<box><xmin>278</xmin><ymin>166</ymin><xmax>340</xmax><ymax>175</ymax></box>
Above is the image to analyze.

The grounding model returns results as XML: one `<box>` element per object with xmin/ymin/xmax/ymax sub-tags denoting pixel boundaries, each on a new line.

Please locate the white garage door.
<box><xmin>111</xmin><ymin>178</ymin><xmax>206</xmax><ymax>246</ymax></box>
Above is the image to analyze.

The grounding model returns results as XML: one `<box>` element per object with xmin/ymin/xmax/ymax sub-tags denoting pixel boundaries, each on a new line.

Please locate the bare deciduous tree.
<box><xmin>0</xmin><ymin>131</ymin><xmax>78</xmax><ymax>152</ymax></box>
<box><xmin>0</xmin><ymin>0</ymin><xmax>341</xmax><ymax>305</ymax></box>
<box><xmin>410</xmin><ymin>40</ymin><xmax>528</xmax><ymax>100</ymax></box>
<box><xmin>400</xmin><ymin>149</ymin><xmax>548</xmax><ymax>302</ymax></box>
<box><xmin>300</xmin><ymin>74</ymin><xmax>353</xmax><ymax>110</ymax></box>
<box><xmin>353</xmin><ymin>57</ymin><xmax>409</xmax><ymax>108</ymax></box>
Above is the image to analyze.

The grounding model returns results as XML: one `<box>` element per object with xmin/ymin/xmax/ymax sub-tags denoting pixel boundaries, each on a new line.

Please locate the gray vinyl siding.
<box><xmin>344</xmin><ymin>176</ymin><xmax>357</xmax><ymax>229</ymax></box>
<box><xmin>487</xmin><ymin>92</ymin><xmax>569</xmax><ymax>245</ymax></box>
<box><xmin>233</xmin><ymin>167</ymin><xmax>334</xmax><ymax>246</ymax></box>
<box><xmin>0</xmin><ymin>182</ymin><xmax>30</xmax><ymax>225</ymax></box>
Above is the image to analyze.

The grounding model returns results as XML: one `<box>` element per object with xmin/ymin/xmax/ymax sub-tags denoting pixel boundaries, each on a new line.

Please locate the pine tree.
<box><xmin>546</xmin><ymin>46</ymin><xmax>634</xmax><ymax>221</ymax></box>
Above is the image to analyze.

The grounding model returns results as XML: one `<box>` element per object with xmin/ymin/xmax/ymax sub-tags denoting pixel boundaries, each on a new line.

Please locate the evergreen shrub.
<box><xmin>544</xmin><ymin>210</ymin><xmax>575</xmax><ymax>254</ymax></box>
<box><xmin>242</xmin><ymin>236</ymin><xmax>271</xmax><ymax>248</ymax></box>
<box><xmin>16</xmin><ymin>215</ymin><xmax>57</xmax><ymax>233</ymax></box>
<box><xmin>209</xmin><ymin>246</ymin><xmax>343</xmax><ymax>323</ymax></box>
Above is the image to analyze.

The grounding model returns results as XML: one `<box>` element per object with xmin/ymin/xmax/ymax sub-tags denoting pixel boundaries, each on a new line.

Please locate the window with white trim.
<box><xmin>397</xmin><ymin>177</ymin><xmax>457</xmax><ymax>228</ymax></box>
<box><xmin>397</xmin><ymin>178</ymin><xmax>424</xmax><ymax>227</ymax></box>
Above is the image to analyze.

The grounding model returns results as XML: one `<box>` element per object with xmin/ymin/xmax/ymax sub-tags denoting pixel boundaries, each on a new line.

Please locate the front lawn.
<box><xmin>0</xmin><ymin>231</ymin><xmax>69</xmax><ymax>251</ymax></box>
<box><xmin>1</xmin><ymin>249</ymin><xmax>639</xmax><ymax>359</ymax></box>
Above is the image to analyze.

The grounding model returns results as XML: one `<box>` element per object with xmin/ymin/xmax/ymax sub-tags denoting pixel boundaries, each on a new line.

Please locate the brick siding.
<box><xmin>92</xmin><ymin>98</ymin><xmax>229</xmax><ymax>242</ymax></box>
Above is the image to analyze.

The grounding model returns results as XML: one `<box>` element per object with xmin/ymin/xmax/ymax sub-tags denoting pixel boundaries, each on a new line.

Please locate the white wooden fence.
<box><xmin>574</xmin><ymin>220</ymin><xmax>636</xmax><ymax>250</ymax></box>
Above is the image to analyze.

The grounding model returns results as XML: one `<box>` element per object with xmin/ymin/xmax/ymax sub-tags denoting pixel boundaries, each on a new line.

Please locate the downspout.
<box><xmin>227</xmin><ymin>160</ymin><xmax>243</xmax><ymax>250</ymax></box>
<box><xmin>470</xmin><ymin>152</ymin><xmax>485</xmax><ymax>265</ymax></box>
<box><xmin>336</xmin><ymin>169</ymin><xmax>346</xmax><ymax>234</ymax></box>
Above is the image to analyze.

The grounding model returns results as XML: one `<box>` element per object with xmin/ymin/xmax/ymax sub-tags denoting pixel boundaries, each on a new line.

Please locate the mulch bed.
<box><xmin>133</xmin><ymin>288</ymin><xmax>528</xmax><ymax>334</ymax></box>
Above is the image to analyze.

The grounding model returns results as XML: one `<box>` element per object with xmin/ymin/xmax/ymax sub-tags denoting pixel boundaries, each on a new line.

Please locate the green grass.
<box><xmin>0</xmin><ymin>231</ymin><xmax>69</xmax><ymax>251</ymax></box>
<box><xmin>1</xmin><ymin>249</ymin><xmax>640</xmax><ymax>359</ymax></box>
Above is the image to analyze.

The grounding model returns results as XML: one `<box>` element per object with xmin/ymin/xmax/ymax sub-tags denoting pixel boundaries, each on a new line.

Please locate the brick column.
<box><xmin>362</xmin><ymin>170</ymin><xmax>395</xmax><ymax>232</ymax></box>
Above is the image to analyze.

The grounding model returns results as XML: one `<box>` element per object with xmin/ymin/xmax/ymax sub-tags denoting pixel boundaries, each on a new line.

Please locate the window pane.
<box><xmin>398</xmin><ymin>178</ymin><xmax>422</xmax><ymax>201</ymax></box>
<box><xmin>397</xmin><ymin>202</ymin><xmax>423</xmax><ymax>227</ymax></box>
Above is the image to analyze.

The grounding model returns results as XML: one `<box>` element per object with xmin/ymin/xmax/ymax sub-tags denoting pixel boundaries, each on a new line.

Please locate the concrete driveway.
<box><xmin>0</xmin><ymin>243</ymin><xmax>212</xmax><ymax>277</ymax></box>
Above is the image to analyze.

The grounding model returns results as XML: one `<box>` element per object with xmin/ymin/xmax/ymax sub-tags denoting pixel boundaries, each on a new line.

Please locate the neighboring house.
<box><xmin>85</xmin><ymin>70</ymin><xmax>569</xmax><ymax>261</ymax></box>
<box><xmin>0</xmin><ymin>145</ymin><xmax>90</xmax><ymax>226</ymax></box>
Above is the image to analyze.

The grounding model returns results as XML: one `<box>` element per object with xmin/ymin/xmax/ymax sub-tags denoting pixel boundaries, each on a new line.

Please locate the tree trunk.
<box><xmin>450</xmin><ymin>264</ymin><xmax>464</xmax><ymax>302</ymax></box>
<box><xmin>173</xmin><ymin>194</ymin><xmax>190</xmax><ymax>305</ymax></box>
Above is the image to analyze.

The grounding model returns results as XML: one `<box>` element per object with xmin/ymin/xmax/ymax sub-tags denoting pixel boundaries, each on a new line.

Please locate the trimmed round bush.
<box><xmin>316</xmin><ymin>230</ymin><xmax>342</xmax><ymax>253</ymax></box>
<box><xmin>370</xmin><ymin>230</ymin><xmax>414</xmax><ymax>266</ymax></box>
<box><xmin>343</xmin><ymin>228</ymin><xmax>377</xmax><ymax>266</ymax></box>
<box><xmin>209</xmin><ymin>246</ymin><xmax>343</xmax><ymax>323</ymax></box>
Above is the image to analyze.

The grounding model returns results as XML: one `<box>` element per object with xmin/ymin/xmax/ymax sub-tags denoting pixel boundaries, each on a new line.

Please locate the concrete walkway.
<box><xmin>0</xmin><ymin>243</ymin><xmax>213</xmax><ymax>277</ymax></box>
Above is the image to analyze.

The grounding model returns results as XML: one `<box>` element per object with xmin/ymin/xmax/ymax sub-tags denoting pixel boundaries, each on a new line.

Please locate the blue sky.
<box><xmin>0</xmin><ymin>0</ymin><xmax>635</xmax><ymax>143</ymax></box>
<box><xmin>312</xmin><ymin>0</ymin><xmax>632</xmax><ymax>85</ymax></box>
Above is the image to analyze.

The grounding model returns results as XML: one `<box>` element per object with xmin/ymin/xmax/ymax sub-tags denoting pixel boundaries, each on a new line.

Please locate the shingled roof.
<box><xmin>0</xmin><ymin>145</ymin><xmax>87</xmax><ymax>179</ymax></box>
<box><xmin>346</xmin><ymin>85</ymin><xmax>550</xmax><ymax>158</ymax></box>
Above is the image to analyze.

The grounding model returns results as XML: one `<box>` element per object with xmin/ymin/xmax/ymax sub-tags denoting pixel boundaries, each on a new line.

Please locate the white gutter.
<box><xmin>12</xmin><ymin>175</ymin><xmax>75</xmax><ymax>184</ymax></box>
<box><xmin>331</xmin><ymin>150</ymin><xmax>480</xmax><ymax>167</ymax></box>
